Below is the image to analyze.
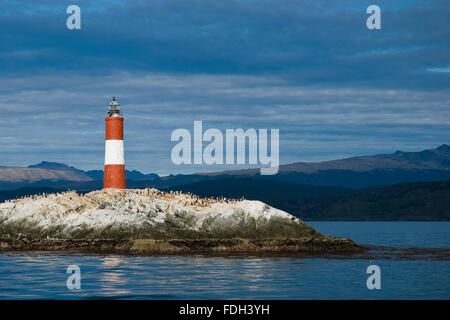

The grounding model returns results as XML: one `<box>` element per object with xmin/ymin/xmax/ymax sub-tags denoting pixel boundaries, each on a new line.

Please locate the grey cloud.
<box><xmin>0</xmin><ymin>72</ymin><xmax>448</xmax><ymax>174</ymax></box>
<box><xmin>0</xmin><ymin>0</ymin><xmax>449</xmax><ymax>89</ymax></box>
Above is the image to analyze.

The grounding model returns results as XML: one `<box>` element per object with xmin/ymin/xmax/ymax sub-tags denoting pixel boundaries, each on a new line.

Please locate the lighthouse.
<box><xmin>104</xmin><ymin>96</ymin><xmax>126</xmax><ymax>189</ymax></box>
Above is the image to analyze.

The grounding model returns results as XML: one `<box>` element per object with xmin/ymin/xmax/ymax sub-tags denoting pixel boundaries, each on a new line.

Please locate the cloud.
<box><xmin>0</xmin><ymin>0</ymin><xmax>449</xmax><ymax>89</ymax></box>
<box><xmin>428</xmin><ymin>67</ymin><xmax>450</xmax><ymax>73</ymax></box>
<box><xmin>0</xmin><ymin>1</ymin><xmax>448</xmax><ymax>174</ymax></box>
<box><xmin>0</xmin><ymin>73</ymin><xmax>448</xmax><ymax>175</ymax></box>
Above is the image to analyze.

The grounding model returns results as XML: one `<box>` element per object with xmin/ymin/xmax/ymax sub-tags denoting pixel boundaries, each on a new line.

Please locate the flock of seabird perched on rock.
<box><xmin>4</xmin><ymin>188</ymin><xmax>247</xmax><ymax>208</ymax></box>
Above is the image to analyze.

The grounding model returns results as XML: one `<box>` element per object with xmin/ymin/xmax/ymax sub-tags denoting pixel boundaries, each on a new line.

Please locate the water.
<box><xmin>0</xmin><ymin>222</ymin><xmax>449</xmax><ymax>300</ymax></box>
<box><xmin>308</xmin><ymin>221</ymin><xmax>450</xmax><ymax>248</ymax></box>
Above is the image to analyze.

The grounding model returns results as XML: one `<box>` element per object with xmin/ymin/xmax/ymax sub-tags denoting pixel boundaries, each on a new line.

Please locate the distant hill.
<box><xmin>254</xmin><ymin>168</ymin><xmax>450</xmax><ymax>189</ymax></box>
<box><xmin>162</xmin><ymin>177</ymin><xmax>351</xmax><ymax>202</ymax></box>
<box><xmin>0</xmin><ymin>161</ymin><xmax>92</xmax><ymax>185</ymax></box>
<box><xmin>0</xmin><ymin>161</ymin><xmax>158</xmax><ymax>190</ymax></box>
<box><xmin>305</xmin><ymin>181</ymin><xmax>450</xmax><ymax>221</ymax></box>
<box><xmin>162</xmin><ymin>178</ymin><xmax>450</xmax><ymax>221</ymax></box>
<box><xmin>0</xmin><ymin>145</ymin><xmax>449</xmax><ymax>190</ymax></box>
<box><xmin>204</xmin><ymin>144</ymin><xmax>450</xmax><ymax>175</ymax></box>
<box><xmin>193</xmin><ymin>144</ymin><xmax>450</xmax><ymax>188</ymax></box>
<box><xmin>116</xmin><ymin>145</ymin><xmax>450</xmax><ymax>190</ymax></box>
<box><xmin>281</xmin><ymin>143</ymin><xmax>450</xmax><ymax>172</ymax></box>
<box><xmin>0</xmin><ymin>186</ymin><xmax>64</xmax><ymax>203</ymax></box>
<box><xmin>28</xmin><ymin>161</ymin><xmax>82</xmax><ymax>171</ymax></box>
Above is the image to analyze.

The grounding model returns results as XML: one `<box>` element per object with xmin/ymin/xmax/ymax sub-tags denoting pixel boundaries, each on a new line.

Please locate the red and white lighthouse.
<box><xmin>104</xmin><ymin>96</ymin><xmax>126</xmax><ymax>189</ymax></box>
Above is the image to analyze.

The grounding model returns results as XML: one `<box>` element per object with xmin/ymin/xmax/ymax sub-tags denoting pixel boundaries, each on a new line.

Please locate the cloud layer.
<box><xmin>0</xmin><ymin>0</ymin><xmax>449</xmax><ymax>174</ymax></box>
<box><xmin>0</xmin><ymin>73</ymin><xmax>448</xmax><ymax>175</ymax></box>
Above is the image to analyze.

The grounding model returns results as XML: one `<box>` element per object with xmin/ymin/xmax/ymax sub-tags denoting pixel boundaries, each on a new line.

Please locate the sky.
<box><xmin>0</xmin><ymin>0</ymin><xmax>449</xmax><ymax>175</ymax></box>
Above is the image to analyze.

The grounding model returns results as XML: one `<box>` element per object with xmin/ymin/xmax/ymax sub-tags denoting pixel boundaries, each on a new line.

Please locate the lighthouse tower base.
<box><xmin>104</xmin><ymin>165</ymin><xmax>126</xmax><ymax>189</ymax></box>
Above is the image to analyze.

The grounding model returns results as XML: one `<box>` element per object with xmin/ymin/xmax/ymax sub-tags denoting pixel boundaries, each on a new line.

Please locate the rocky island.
<box><xmin>0</xmin><ymin>188</ymin><xmax>362</xmax><ymax>255</ymax></box>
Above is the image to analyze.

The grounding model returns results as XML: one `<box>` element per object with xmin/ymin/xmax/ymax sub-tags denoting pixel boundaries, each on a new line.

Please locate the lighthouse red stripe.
<box><xmin>104</xmin><ymin>164</ymin><xmax>126</xmax><ymax>189</ymax></box>
<box><xmin>105</xmin><ymin>117</ymin><xmax>124</xmax><ymax>140</ymax></box>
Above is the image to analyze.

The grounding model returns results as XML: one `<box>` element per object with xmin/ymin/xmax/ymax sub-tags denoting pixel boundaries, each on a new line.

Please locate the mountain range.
<box><xmin>162</xmin><ymin>178</ymin><xmax>450</xmax><ymax>221</ymax></box>
<box><xmin>1</xmin><ymin>144</ymin><xmax>449</xmax><ymax>190</ymax></box>
<box><xmin>0</xmin><ymin>145</ymin><xmax>449</xmax><ymax>220</ymax></box>
<box><xmin>195</xmin><ymin>144</ymin><xmax>450</xmax><ymax>188</ymax></box>
<box><xmin>204</xmin><ymin>144</ymin><xmax>450</xmax><ymax>175</ymax></box>
<box><xmin>0</xmin><ymin>161</ymin><xmax>158</xmax><ymax>190</ymax></box>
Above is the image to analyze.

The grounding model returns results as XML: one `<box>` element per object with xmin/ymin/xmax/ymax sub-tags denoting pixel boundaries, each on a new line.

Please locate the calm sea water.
<box><xmin>0</xmin><ymin>222</ymin><xmax>449</xmax><ymax>300</ymax></box>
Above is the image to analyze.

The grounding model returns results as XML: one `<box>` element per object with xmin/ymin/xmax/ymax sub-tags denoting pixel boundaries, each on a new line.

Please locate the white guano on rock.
<box><xmin>0</xmin><ymin>188</ymin><xmax>321</xmax><ymax>240</ymax></box>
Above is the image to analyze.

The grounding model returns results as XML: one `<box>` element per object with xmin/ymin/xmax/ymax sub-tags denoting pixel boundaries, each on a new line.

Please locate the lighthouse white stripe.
<box><xmin>105</xmin><ymin>140</ymin><xmax>124</xmax><ymax>165</ymax></box>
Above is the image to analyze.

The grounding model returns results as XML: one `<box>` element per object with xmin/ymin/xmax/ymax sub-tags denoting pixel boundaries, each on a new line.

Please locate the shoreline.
<box><xmin>2</xmin><ymin>240</ymin><xmax>448</xmax><ymax>261</ymax></box>
<box><xmin>0</xmin><ymin>237</ymin><xmax>364</xmax><ymax>255</ymax></box>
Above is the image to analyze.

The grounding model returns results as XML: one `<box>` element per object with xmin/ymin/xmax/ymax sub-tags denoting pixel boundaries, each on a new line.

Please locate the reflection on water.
<box><xmin>0</xmin><ymin>252</ymin><xmax>449</xmax><ymax>299</ymax></box>
<box><xmin>0</xmin><ymin>252</ymin><xmax>448</xmax><ymax>300</ymax></box>
<box><xmin>99</xmin><ymin>257</ymin><xmax>129</xmax><ymax>296</ymax></box>
<box><xmin>0</xmin><ymin>222</ymin><xmax>449</xmax><ymax>300</ymax></box>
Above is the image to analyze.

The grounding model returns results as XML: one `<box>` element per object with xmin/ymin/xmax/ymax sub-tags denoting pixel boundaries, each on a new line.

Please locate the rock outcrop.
<box><xmin>0</xmin><ymin>188</ymin><xmax>362</xmax><ymax>254</ymax></box>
